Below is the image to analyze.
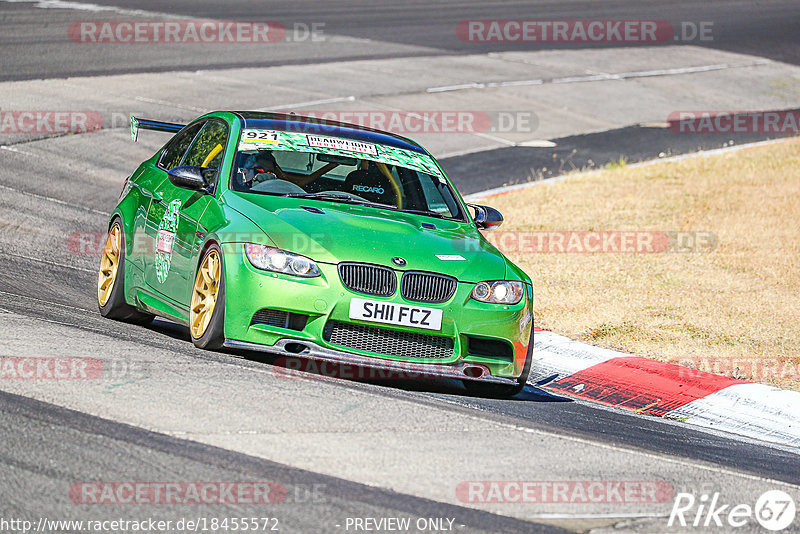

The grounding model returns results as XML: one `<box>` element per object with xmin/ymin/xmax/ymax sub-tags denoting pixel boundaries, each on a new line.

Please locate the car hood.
<box><xmin>222</xmin><ymin>191</ymin><xmax>507</xmax><ymax>282</ymax></box>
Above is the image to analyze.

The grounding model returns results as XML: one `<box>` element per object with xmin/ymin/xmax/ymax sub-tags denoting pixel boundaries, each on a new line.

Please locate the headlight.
<box><xmin>244</xmin><ymin>243</ymin><xmax>320</xmax><ymax>277</ymax></box>
<box><xmin>471</xmin><ymin>281</ymin><xmax>524</xmax><ymax>304</ymax></box>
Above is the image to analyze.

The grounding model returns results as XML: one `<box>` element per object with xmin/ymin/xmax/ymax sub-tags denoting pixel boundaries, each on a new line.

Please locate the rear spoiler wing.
<box><xmin>130</xmin><ymin>116</ymin><xmax>186</xmax><ymax>142</ymax></box>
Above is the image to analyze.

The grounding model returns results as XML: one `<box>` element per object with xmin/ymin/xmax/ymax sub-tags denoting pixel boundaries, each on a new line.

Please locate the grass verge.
<box><xmin>483</xmin><ymin>139</ymin><xmax>800</xmax><ymax>390</ymax></box>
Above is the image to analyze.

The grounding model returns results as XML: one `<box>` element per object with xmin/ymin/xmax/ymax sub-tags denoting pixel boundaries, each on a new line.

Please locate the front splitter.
<box><xmin>223</xmin><ymin>338</ymin><xmax>517</xmax><ymax>385</ymax></box>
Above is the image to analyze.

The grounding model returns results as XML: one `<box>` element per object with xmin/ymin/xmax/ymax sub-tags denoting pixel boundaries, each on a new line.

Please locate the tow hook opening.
<box><xmin>284</xmin><ymin>342</ymin><xmax>309</xmax><ymax>354</ymax></box>
<box><xmin>463</xmin><ymin>366</ymin><xmax>485</xmax><ymax>379</ymax></box>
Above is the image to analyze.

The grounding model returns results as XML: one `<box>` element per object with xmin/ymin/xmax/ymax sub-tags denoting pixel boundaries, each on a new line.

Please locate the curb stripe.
<box><xmin>541</xmin><ymin>356</ymin><xmax>747</xmax><ymax>416</ymax></box>
<box><xmin>530</xmin><ymin>331</ymin><xmax>617</xmax><ymax>383</ymax></box>
<box><xmin>669</xmin><ymin>383</ymin><xmax>800</xmax><ymax>445</ymax></box>
<box><xmin>530</xmin><ymin>330</ymin><xmax>800</xmax><ymax>446</ymax></box>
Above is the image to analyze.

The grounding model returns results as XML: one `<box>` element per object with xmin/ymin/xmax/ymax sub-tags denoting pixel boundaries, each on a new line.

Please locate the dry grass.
<box><xmin>485</xmin><ymin>139</ymin><xmax>800</xmax><ymax>389</ymax></box>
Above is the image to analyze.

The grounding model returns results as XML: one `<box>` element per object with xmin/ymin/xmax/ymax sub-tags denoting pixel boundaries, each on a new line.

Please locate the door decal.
<box><xmin>154</xmin><ymin>199</ymin><xmax>182</xmax><ymax>283</ymax></box>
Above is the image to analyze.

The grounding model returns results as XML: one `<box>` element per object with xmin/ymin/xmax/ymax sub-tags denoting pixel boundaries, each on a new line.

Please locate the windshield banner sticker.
<box><xmin>238</xmin><ymin>129</ymin><xmax>443</xmax><ymax>178</ymax></box>
<box><xmin>306</xmin><ymin>135</ymin><xmax>378</xmax><ymax>156</ymax></box>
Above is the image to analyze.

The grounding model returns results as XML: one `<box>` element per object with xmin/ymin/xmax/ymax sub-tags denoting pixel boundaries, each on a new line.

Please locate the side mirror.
<box><xmin>468</xmin><ymin>203</ymin><xmax>503</xmax><ymax>230</ymax></box>
<box><xmin>168</xmin><ymin>166</ymin><xmax>210</xmax><ymax>192</ymax></box>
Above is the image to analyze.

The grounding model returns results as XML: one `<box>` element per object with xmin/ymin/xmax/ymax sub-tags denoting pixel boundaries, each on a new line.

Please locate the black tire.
<box><xmin>463</xmin><ymin>380</ymin><xmax>525</xmax><ymax>399</ymax></box>
<box><xmin>462</xmin><ymin>327</ymin><xmax>534</xmax><ymax>398</ymax></box>
<box><xmin>191</xmin><ymin>244</ymin><xmax>226</xmax><ymax>350</ymax></box>
<box><xmin>98</xmin><ymin>218</ymin><xmax>155</xmax><ymax>325</ymax></box>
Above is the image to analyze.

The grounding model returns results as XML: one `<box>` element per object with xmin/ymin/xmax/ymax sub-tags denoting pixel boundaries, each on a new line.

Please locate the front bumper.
<box><xmin>222</xmin><ymin>247</ymin><xmax>534</xmax><ymax>381</ymax></box>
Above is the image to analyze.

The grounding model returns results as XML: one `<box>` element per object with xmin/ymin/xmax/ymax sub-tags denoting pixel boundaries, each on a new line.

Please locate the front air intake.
<box><xmin>251</xmin><ymin>308</ymin><xmax>308</xmax><ymax>331</ymax></box>
<box><xmin>323</xmin><ymin>321</ymin><xmax>454</xmax><ymax>359</ymax></box>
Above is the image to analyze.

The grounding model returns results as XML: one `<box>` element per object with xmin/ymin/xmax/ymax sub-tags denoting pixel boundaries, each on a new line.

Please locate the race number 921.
<box><xmin>242</xmin><ymin>131</ymin><xmax>280</xmax><ymax>144</ymax></box>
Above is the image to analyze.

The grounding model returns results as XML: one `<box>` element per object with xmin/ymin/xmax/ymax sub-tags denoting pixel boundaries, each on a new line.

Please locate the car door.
<box><xmin>134</xmin><ymin>121</ymin><xmax>202</xmax><ymax>276</ymax></box>
<box><xmin>144</xmin><ymin>119</ymin><xmax>229</xmax><ymax>307</ymax></box>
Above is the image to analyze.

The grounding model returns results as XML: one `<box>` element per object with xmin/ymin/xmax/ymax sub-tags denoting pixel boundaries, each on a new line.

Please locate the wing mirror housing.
<box><xmin>167</xmin><ymin>166</ymin><xmax>211</xmax><ymax>192</ymax></box>
<box><xmin>468</xmin><ymin>203</ymin><xmax>504</xmax><ymax>230</ymax></box>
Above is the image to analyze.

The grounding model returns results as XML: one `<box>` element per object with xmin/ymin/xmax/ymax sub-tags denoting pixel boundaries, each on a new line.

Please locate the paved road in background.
<box><xmin>2</xmin><ymin>0</ymin><xmax>798</xmax><ymax>81</ymax></box>
<box><xmin>3</xmin><ymin>0</ymin><xmax>798</xmax><ymax>190</ymax></box>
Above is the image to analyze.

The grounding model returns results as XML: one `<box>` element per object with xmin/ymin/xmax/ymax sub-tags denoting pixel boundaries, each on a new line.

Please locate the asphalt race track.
<box><xmin>3</xmin><ymin>0</ymin><xmax>800</xmax><ymax>79</ymax></box>
<box><xmin>0</xmin><ymin>1</ymin><xmax>799</xmax><ymax>533</ymax></box>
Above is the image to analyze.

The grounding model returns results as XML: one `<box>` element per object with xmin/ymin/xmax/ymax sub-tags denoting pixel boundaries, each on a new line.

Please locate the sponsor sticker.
<box><xmin>305</xmin><ymin>135</ymin><xmax>378</xmax><ymax>156</ymax></box>
<box><xmin>352</xmin><ymin>184</ymin><xmax>384</xmax><ymax>194</ymax></box>
<box><xmin>435</xmin><ymin>254</ymin><xmax>466</xmax><ymax>261</ymax></box>
<box><xmin>156</xmin><ymin>230</ymin><xmax>175</xmax><ymax>255</ymax></box>
<box><xmin>236</xmin><ymin>129</ymin><xmax>444</xmax><ymax>177</ymax></box>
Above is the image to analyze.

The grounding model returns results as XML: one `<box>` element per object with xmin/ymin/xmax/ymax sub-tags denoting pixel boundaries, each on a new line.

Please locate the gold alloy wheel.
<box><xmin>97</xmin><ymin>223</ymin><xmax>121</xmax><ymax>306</ymax></box>
<box><xmin>190</xmin><ymin>249</ymin><xmax>221</xmax><ymax>339</ymax></box>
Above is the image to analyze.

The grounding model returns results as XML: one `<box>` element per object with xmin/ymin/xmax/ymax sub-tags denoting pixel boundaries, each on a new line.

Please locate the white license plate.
<box><xmin>348</xmin><ymin>298</ymin><xmax>443</xmax><ymax>331</ymax></box>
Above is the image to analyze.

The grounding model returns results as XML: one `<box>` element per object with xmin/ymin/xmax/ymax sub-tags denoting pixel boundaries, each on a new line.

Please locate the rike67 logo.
<box><xmin>669</xmin><ymin>490</ymin><xmax>796</xmax><ymax>531</ymax></box>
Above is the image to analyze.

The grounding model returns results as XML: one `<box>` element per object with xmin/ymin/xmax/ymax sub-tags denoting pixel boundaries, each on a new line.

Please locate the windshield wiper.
<box><xmin>396</xmin><ymin>208</ymin><xmax>447</xmax><ymax>219</ymax></box>
<box><xmin>283</xmin><ymin>193</ymin><xmax>449</xmax><ymax>219</ymax></box>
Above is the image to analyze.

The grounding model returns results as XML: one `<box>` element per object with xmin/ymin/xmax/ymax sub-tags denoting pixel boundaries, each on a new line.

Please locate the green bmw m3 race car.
<box><xmin>98</xmin><ymin>111</ymin><xmax>534</xmax><ymax>396</ymax></box>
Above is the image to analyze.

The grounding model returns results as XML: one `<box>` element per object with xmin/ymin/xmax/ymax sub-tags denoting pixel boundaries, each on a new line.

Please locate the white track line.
<box><xmin>0</xmin><ymin>145</ymin><xmax>37</xmax><ymax>156</ymax></box>
<box><xmin>464</xmin><ymin>137</ymin><xmax>799</xmax><ymax>201</ymax></box>
<box><xmin>531</xmin><ymin>513</ymin><xmax>668</xmax><ymax>520</ymax></box>
<box><xmin>259</xmin><ymin>95</ymin><xmax>356</xmax><ymax>112</ymax></box>
<box><xmin>427</xmin><ymin>61</ymin><xmax>770</xmax><ymax>93</ymax></box>
<box><xmin>0</xmin><ymin>0</ymin><xmax>183</xmax><ymax>18</ymax></box>
<box><xmin>0</xmin><ymin>251</ymin><xmax>95</xmax><ymax>274</ymax></box>
<box><xmin>0</xmin><ymin>182</ymin><xmax>109</xmax><ymax>216</ymax></box>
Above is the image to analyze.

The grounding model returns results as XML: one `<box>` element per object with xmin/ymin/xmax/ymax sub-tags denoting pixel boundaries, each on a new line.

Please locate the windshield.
<box><xmin>229</xmin><ymin>129</ymin><xmax>465</xmax><ymax>220</ymax></box>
